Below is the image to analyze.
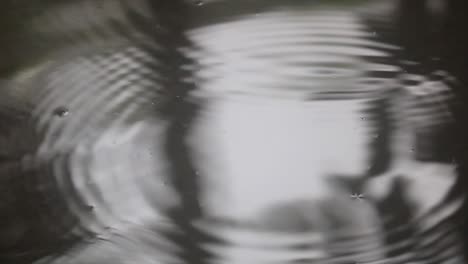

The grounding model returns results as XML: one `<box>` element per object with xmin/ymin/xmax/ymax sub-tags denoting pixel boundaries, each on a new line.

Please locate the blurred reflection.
<box><xmin>0</xmin><ymin>0</ymin><xmax>466</xmax><ymax>264</ymax></box>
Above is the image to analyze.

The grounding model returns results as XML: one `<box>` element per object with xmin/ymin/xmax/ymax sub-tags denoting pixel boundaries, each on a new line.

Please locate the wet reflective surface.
<box><xmin>0</xmin><ymin>0</ymin><xmax>467</xmax><ymax>263</ymax></box>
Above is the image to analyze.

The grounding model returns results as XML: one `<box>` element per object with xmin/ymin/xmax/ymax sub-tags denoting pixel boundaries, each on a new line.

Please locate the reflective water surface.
<box><xmin>0</xmin><ymin>0</ymin><xmax>467</xmax><ymax>263</ymax></box>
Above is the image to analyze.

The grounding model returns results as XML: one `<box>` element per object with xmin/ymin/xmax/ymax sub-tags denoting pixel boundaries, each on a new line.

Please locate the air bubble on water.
<box><xmin>53</xmin><ymin>106</ymin><xmax>69</xmax><ymax>117</ymax></box>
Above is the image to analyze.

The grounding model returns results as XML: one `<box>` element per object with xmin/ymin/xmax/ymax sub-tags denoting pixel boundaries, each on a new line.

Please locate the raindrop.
<box><xmin>53</xmin><ymin>106</ymin><xmax>69</xmax><ymax>117</ymax></box>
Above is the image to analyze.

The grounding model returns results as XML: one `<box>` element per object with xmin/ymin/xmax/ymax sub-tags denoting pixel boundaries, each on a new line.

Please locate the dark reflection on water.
<box><xmin>0</xmin><ymin>0</ymin><xmax>467</xmax><ymax>263</ymax></box>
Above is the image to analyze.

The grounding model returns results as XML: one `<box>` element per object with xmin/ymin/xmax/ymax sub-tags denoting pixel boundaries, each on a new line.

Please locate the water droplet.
<box><xmin>350</xmin><ymin>193</ymin><xmax>365</xmax><ymax>201</ymax></box>
<box><xmin>53</xmin><ymin>107</ymin><xmax>69</xmax><ymax>117</ymax></box>
<box><xmin>193</xmin><ymin>0</ymin><xmax>204</xmax><ymax>6</ymax></box>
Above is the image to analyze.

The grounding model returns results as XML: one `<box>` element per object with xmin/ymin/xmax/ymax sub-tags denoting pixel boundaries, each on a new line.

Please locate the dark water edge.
<box><xmin>1</xmin><ymin>0</ymin><xmax>468</xmax><ymax>263</ymax></box>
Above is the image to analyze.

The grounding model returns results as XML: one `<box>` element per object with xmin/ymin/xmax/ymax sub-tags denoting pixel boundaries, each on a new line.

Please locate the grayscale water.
<box><xmin>1</xmin><ymin>0</ymin><xmax>467</xmax><ymax>263</ymax></box>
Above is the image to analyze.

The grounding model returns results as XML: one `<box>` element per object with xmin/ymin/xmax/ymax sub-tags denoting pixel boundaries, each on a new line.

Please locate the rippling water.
<box><xmin>1</xmin><ymin>0</ymin><xmax>467</xmax><ymax>263</ymax></box>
